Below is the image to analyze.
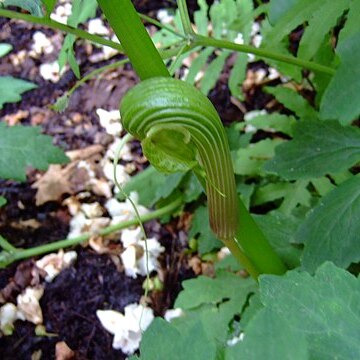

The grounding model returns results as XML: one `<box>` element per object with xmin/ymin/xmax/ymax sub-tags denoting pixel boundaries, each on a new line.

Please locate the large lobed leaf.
<box><xmin>0</xmin><ymin>123</ymin><xmax>69</xmax><ymax>181</ymax></box>
<box><xmin>320</xmin><ymin>32</ymin><xmax>360</xmax><ymax>124</ymax></box>
<box><xmin>298</xmin><ymin>175</ymin><xmax>360</xmax><ymax>272</ymax></box>
<box><xmin>265</xmin><ymin>120</ymin><xmax>360</xmax><ymax>180</ymax></box>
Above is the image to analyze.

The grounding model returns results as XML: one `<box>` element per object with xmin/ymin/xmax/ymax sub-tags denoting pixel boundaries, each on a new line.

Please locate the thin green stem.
<box><xmin>177</xmin><ymin>0</ymin><xmax>194</xmax><ymax>36</ymax></box>
<box><xmin>97</xmin><ymin>0</ymin><xmax>169</xmax><ymax>80</ymax></box>
<box><xmin>0</xmin><ymin>235</ymin><xmax>16</xmax><ymax>252</ymax></box>
<box><xmin>139</xmin><ymin>13</ymin><xmax>186</xmax><ymax>39</ymax></box>
<box><xmin>0</xmin><ymin>197</ymin><xmax>182</xmax><ymax>267</ymax></box>
<box><xmin>194</xmin><ymin>34</ymin><xmax>336</xmax><ymax>75</ymax></box>
<box><xmin>0</xmin><ymin>8</ymin><xmax>123</xmax><ymax>52</ymax></box>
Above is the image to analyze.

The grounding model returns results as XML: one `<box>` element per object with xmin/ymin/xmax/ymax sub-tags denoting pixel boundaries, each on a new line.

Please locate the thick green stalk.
<box><xmin>96</xmin><ymin>0</ymin><xmax>169</xmax><ymax>80</ymax></box>
<box><xmin>0</xmin><ymin>197</ymin><xmax>182</xmax><ymax>267</ymax></box>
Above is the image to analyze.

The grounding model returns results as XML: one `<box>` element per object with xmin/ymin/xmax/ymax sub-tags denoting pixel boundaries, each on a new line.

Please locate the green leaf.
<box><xmin>175</xmin><ymin>271</ymin><xmax>256</xmax><ymax>311</ymax></box>
<box><xmin>265</xmin><ymin>86</ymin><xmax>318</xmax><ymax>120</ymax></box>
<box><xmin>138</xmin><ymin>315</ymin><xmax>218</xmax><ymax>360</ymax></box>
<box><xmin>194</xmin><ymin>0</ymin><xmax>208</xmax><ymax>35</ymax></box>
<box><xmin>226</xmin><ymin>308</ymin><xmax>309</xmax><ymax>360</ymax></box>
<box><xmin>228</xmin><ymin>54</ymin><xmax>247</xmax><ymax>100</ymax></box>
<box><xmin>183</xmin><ymin>172</ymin><xmax>203</xmax><ymax>203</ymax></box>
<box><xmin>42</xmin><ymin>0</ymin><xmax>57</xmax><ymax>15</ymax></box>
<box><xmin>0</xmin><ymin>76</ymin><xmax>37</xmax><ymax>109</ymax></box>
<box><xmin>0</xmin><ymin>123</ymin><xmax>69</xmax><ymax>181</ymax></box>
<box><xmin>0</xmin><ymin>196</ymin><xmax>6</xmax><ymax>208</ymax></box>
<box><xmin>254</xmin><ymin>212</ymin><xmax>302</xmax><ymax>268</ymax></box>
<box><xmin>200</xmin><ymin>51</ymin><xmax>229</xmax><ymax>95</ymax></box>
<box><xmin>123</xmin><ymin>166</ymin><xmax>167</xmax><ymax>207</ymax></box>
<box><xmin>67</xmin><ymin>0</ymin><xmax>97</xmax><ymax>27</ymax></box>
<box><xmin>185</xmin><ymin>47</ymin><xmax>213</xmax><ymax>85</ymax></box>
<box><xmin>2</xmin><ymin>0</ymin><xmax>43</xmax><ymax>16</ymax></box>
<box><xmin>298</xmin><ymin>175</ymin><xmax>360</xmax><ymax>272</ymax></box>
<box><xmin>320</xmin><ymin>32</ymin><xmax>360</xmax><ymax>124</ymax></box>
<box><xmin>297</xmin><ymin>0</ymin><xmax>350</xmax><ymax>60</ymax></box>
<box><xmin>0</xmin><ymin>43</ymin><xmax>12</xmax><ymax>58</ymax></box>
<box><xmin>189</xmin><ymin>206</ymin><xmax>222</xmax><ymax>255</ymax></box>
<box><xmin>246</xmin><ymin>113</ymin><xmax>296</xmax><ymax>136</ymax></box>
<box><xmin>265</xmin><ymin>120</ymin><xmax>360</xmax><ymax>180</ymax></box>
<box><xmin>232</xmin><ymin>139</ymin><xmax>282</xmax><ymax>176</ymax></box>
<box><xmin>268</xmin><ymin>0</ymin><xmax>299</xmax><ymax>25</ymax></box>
<box><xmin>278</xmin><ymin>180</ymin><xmax>311</xmax><ymax>215</ymax></box>
<box><xmin>338</xmin><ymin>0</ymin><xmax>360</xmax><ymax>45</ymax></box>
<box><xmin>259</xmin><ymin>262</ymin><xmax>360</xmax><ymax>359</ymax></box>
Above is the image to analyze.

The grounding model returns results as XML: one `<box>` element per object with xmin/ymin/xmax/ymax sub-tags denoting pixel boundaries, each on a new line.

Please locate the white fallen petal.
<box><xmin>0</xmin><ymin>303</ymin><xmax>18</xmax><ymax>335</ymax></box>
<box><xmin>164</xmin><ymin>308</ymin><xmax>184</xmax><ymax>322</ymax></box>
<box><xmin>96</xmin><ymin>108</ymin><xmax>122</xmax><ymax>136</ymax></box>
<box><xmin>227</xmin><ymin>333</ymin><xmax>245</xmax><ymax>346</ymax></box>
<box><xmin>157</xmin><ymin>9</ymin><xmax>174</xmax><ymax>24</ymax></box>
<box><xmin>106</xmin><ymin>138</ymin><xmax>133</xmax><ymax>161</ymax></box>
<box><xmin>31</xmin><ymin>31</ymin><xmax>54</xmax><ymax>56</ymax></box>
<box><xmin>102</xmin><ymin>161</ymin><xmax>130</xmax><ymax>184</ymax></box>
<box><xmin>121</xmin><ymin>246</ymin><xmax>138</xmax><ymax>278</ymax></box>
<box><xmin>234</xmin><ymin>33</ymin><xmax>244</xmax><ymax>45</ymax></box>
<box><xmin>97</xmin><ymin>304</ymin><xmax>154</xmax><ymax>354</ymax></box>
<box><xmin>244</xmin><ymin>110</ymin><xmax>267</xmax><ymax>121</ymax></box>
<box><xmin>81</xmin><ymin>202</ymin><xmax>104</xmax><ymax>219</ymax></box>
<box><xmin>17</xmin><ymin>287</ymin><xmax>44</xmax><ymax>325</ymax></box>
<box><xmin>39</xmin><ymin>61</ymin><xmax>63</xmax><ymax>83</ymax></box>
<box><xmin>88</xmin><ymin>18</ymin><xmax>109</xmax><ymax>36</ymax></box>
<box><xmin>36</xmin><ymin>250</ymin><xmax>77</xmax><ymax>282</ymax></box>
<box><xmin>121</xmin><ymin>227</ymin><xmax>142</xmax><ymax>247</ymax></box>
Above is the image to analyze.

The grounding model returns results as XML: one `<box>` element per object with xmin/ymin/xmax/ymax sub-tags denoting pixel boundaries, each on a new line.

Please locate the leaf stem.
<box><xmin>177</xmin><ymin>0</ymin><xmax>194</xmax><ymax>36</ymax></box>
<box><xmin>0</xmin><ymin>8</ymin><xmax>123</xmax><ymax>52</ymax></box>
<box><xmin>0</xmin><ymin>197</ymin><xmax>182</xmax><ymax>267</ymax></box>
<box><xmin>194</xmin><ymin>34</ymin><xmax>336</xmax><ymax>75</ymax></box>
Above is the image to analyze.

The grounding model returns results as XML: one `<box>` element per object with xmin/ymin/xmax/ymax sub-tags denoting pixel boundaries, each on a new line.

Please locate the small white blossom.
<box><xmin>96</xmin><ymin>108</ymin><xmax>122</xmax><ymax>136</ymax></box>
<box><xmin>39</xmin><ymin>61</ymin><xmax>64</xmax><ymax>83</ymax></box>
<box><xmin>31</xmin><ymin>32</ymin><xmax>54</xmax><ymax>56</ymax></box>
<box><xmin>96</xmin><ymin>304</ymin><xmax>154</xmax><ymax>354</ymax></box>
<box><xmin>88</xmin><ymin>18</ymin><xmax>109</xmax><ymax>36</ymax></box>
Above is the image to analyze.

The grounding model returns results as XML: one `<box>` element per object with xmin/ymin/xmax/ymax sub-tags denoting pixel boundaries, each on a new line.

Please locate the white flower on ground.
<box><xmin>102</xmin><ymin>161</ymin><xmax>130</xmax><ymax>185</ymax></box>
<box><xmin>157</xmin><ymin>9</ymin><xmax>174</xmax><ymax>24</ymax></box>
<box><xmin>39</xmin><ymin>61</ymin><xmax>63</xmax><ymax>83</ymax></box>
<box><xmin>164</xmin><ymin>308</ymin><xmax>184</xmax><ymax>322</ymax></box>
<box><xmin>31</xmin><ymin>31</ymin><xmax>54</xmax><ymax>57</ymax></box>
<box><xmin>105</xmin><ymin>193</ymin><xmax>148</xmax><ymax>223</ymax></box>
<box><xmin>50</xmin><ymin>3</ymin><xmax>72</xmax><ymax>24</ymax></box>
<box><xmin>96</xmin><ymin>108</ymin><xmax>122</xmax><ymax>136</ymax></box>
<box><xmin>0</xmin><ymin>303</ymin><xmax>18</xmax><ymax>335</ymax></box>
<box><xmin>88</xmin><ymin>18</ymin><xmax>109</xmax><ymax>36</ymax></box>
<box><xmin>35</xmin><ymin>250</ymin><xmax>77</xmax><ymax>282</ymax></box>
<box><xmin>16</xmin><ymin>287</ymin><xmax>44</xmax><ymax>325</ymax></box>
<box><xmin>96</xmin><ymin>304</ymin><xmax>154</xmax><ymax>354</ymax></box>
<box><xmin>234</xmin><ymin>33</ymin><xmax>244</xmax><ymax>45</ymax></box>
<box><xmin>119</xmin><ymin>226</ymin><xmax>164</xmax><ymax>278</ymax></box>
<box><xmin>106</xmin><ymin>138</ymin><xmax>133</xmax><ymax>162</ymax></box>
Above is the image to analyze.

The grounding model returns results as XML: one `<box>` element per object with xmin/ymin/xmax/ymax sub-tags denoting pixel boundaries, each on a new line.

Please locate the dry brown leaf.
<box><xmin>33</xmin><ymin>145</ymin><xmax>106</xmax><ymax>205</ymax></box>
<box><xmin>3</xmin><ymin>110</ymin><xmax>29</xmax><ymax>125</ymax></box>
<box><xmin>55</xmin><ymin>341</ymin><xmax>75</xmax><ymax>360</ymax></box>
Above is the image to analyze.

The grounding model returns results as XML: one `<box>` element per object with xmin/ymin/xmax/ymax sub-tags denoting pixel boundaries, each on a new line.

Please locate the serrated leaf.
<box><xmin>265</xmin><ymin>0</ymin><xmax>324</xmax><ymax>47</ymax></box>
<box><xmin>279</xmin><ymin>180</ymin><xmax>311</xmax><ymax>215</ymax></box>
<box><xmin>265</xmin><ymin>86</ymin><xmax>318</xmax><ymax>119</ymax></box>
<box><xmin>2</xmin><ymin>0</ymin><xmax>43</xmax><ymax>16</ymax></box>
<box><xmin>189</xmin><ymin>206</ymin><xmax>222</xmax><ymax>255</ymax></box>
<box><xmin>228</xmin><ymin>53</ymin><xmax>247</xmax><ymax>100</ymax></box>
<box><xmin>226</xmin><ymin>308</ymin><xmax>309</xmax><ymax>360</ymax></box>
<box><xmin>0</xmin><ymin>196</ymin><xmax>6</xmax><ymax>208</ymax></box>
<box><xmin>320</xmin><ymin>32</ymin><xmax>360</xmax><ymax>124</ymax></box>
<box><xmin>297</xmin><ymin>0</ymin><xmax>350</xmax><ymax>60</ymax></box>
<box><xmin>298</xmin><ymin>175</ymin><xmax>360</xmax><ymax>272</ymax></box>
<box><xmin>246</xmin><ymin>113</ymin><xmax>296</xmax><ymax>136</ymax></box>
<box><xmin>0</xmin><ymin>76</ymin><xmax>37</xmax><ymax>109</ymax></box>
<box><xmin>232</xmin><ymin>139</ymin><xmax>282</xmax><ymax>176</ymax></box>
<box><xmin>175</xmin><ymin>271</ymin><xmax>256</xmax><ymax>310</ymax></box>
<box><xmin>254</xmin><ymin>212</ymin><xmax>302</xmax><ymax>268</ymax></box>
<box><xmin>259</xmin><ymin>262</ymin><xmax>360</xmax><ymax>359</ymax></box>
<box><xmin>184</xmin><ymin>172</ymin><xmax>203</xmax><ymax>203</ymax></box>
<box><xmin>194</xmin><ymin>0</ymin><xmax>209</xmax><ymax>35</ymax></box>
<box><xmin>0</xmin><ymin>43</ymin><xmax>12</xmax><ymax>58</ymax></box>
<box><xmin>265</xmin><ymin>120</ymin><xmax>360</xmax><ymax>180</ymax></box>
<box><xmin>0</xmin><ymin>123</ymin><xmax>69</xmax><ymax>181</ymax></box>
<box><xmin>338</xmin><ymin>0</ymin><xmax>360</xmax><ymax>45</ymax></box>
<box><xmin>200</xmin><ymin>51</ymin><xmax>229</xmax><ymax>95</ymax></box>
<box><xmin>51</xmin><ymin>94</ymin><xmax>69</xmax><ymax>112</ymax></box>
<box><xmin>42</xmin><ymin>0</ymin><xmax>57</xmax><ymax>15</ymax></box>
<box><xmin>185</xmin><ymin>47</ymin><xmax>213</xmax><ymax>85</ymax></box>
